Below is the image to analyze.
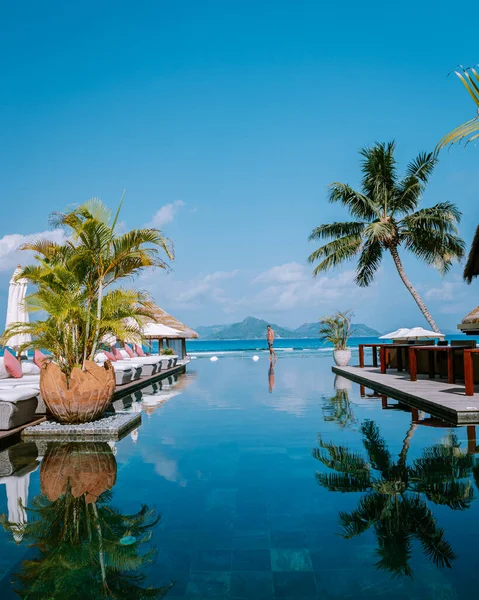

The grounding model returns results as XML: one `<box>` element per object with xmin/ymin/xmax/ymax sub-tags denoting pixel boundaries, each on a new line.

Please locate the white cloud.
<box><xmin>0</xmin><ymin>229</ymin><xmax>66</xmax><ymax>272</ymax></box>
<box><xmin>250</xmin><ymin>263</ymin><xmax>373</xmax><ymax>311</ymax></box>
<box><xmin>149</xmin><ymin>200</ymin><xmax>185</xmax><ymax>228</ymax></box>
<box><xmin>253</xmin><ymin>262</ymin><xmax>306</xmax><ymax>284</ymax></box>
<box><xmin>425</xmin><ymin>279</ymin><xmax>463</xmax><ymax>302</ymax></box>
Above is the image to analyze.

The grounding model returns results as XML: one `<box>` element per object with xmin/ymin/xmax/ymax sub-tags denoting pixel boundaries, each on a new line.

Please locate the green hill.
<box><xmin>199</xmin><ymin>316</ymin><xmax>380</xmax><ymax>339</ymax></box>
<box><xmin>208</xmin><ymin>317</ymin><xmax>293</xmax><ymax>340</ymax></box>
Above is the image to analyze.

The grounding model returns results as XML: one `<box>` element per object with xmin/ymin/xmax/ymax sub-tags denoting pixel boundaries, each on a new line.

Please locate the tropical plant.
<box><xmin>318</xmin><ymin>310</ymin><xmax>353</xmax><ymax>350</ymax></box>
<box><xmin>437</xmin><ymin>66</ymin><xmax>479</xmax><ymax>149</ymax></box>
<box><xmin>313</xmin><ymin>421</ymin><xmax>475</xmax><ymax>578</ymax></box>
<box><xmin>161</xmin><ymin>347</ymin><xmax>175</xmax><ymax>356</ymax></box>
<box><xmin>0</xmin><ymin>442</ymin><xmax>172</xmax><ymax>599</ymax></box>
<box><xmin>321</xmin><ymin>389</ymin><xmax>356</xmax><ymax>429</ymax></box>
<box><xmin>308</xmin><ymin>142</ymin><xmax>465</xmax><ymax>333</ymax></box>
<box><xmin>1</xmin><ymin>197</ymin><xmax>173</xmax><ymax>378</ymax></box>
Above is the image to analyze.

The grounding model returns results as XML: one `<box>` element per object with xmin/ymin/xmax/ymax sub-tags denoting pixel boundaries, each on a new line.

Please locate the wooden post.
<box><xmin>372</xmin><ymin>346</ymin><xmax>378</xmax><ymax>368</ymax></box>
<box><xmin>359</xmin><ymin>345</ymin><xmax>364</xmax><ymax>368</ymax></box>
<box><xmin>409</xmin><ymin>347</ymin><xmax>417</xmax><ymax>382</ymax></box>
<box><xmin>360</xmin><ymin>384</ymin><xmax>365</xmax><ymax>397</ymax></box>
<box><xmin>397</xmin><ymin>348</ymin><xmax>403</xmax><ymax>372</ymax></box>
<box><xmin>381</xmin><ymin>395</ymin><xmax>387</xmax><ymax>409</ymax></box>
<box><xmin>159</xmin><ymin>338</ymin><xmax>164</xmax><ymax>352</ymax></box>
<box><xmin>464</xmin><ymin>350</ymin><xmax>475</xmax><ymax>396</ymax></box>
<box><xmin>182</xmin><ymin>339</ymin><xmax>186</xmax><ymax>359</ymax></box>
<box><xmin>447</xmin><ymin>349</ymin><xmax>455</xmax><ymax>384</ymax></box>
<box><xmin>379</xmin><ymin>346</ymin><xmax>387</xmax><ymax>374</ymax></box>
<box><xmin>428</xmin><ymin>352</ymin><xmax>435</xmax><ymax>380</ymax></box>
<box><xmin>467</xmin><ymin>425</ymin><xmax>476</xmax><ymax>453</ymax></box>
<box><xmin>411</xmin><ymin>407</ymin><xmax>419</xmax><ymax>422</ymax></box>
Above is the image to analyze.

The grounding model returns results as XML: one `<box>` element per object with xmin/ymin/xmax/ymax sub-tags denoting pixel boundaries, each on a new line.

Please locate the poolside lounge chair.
<box><xmin>0</xmin><ymin>388</ymin><xmax>39</xmax><ymax>430</ymax></box>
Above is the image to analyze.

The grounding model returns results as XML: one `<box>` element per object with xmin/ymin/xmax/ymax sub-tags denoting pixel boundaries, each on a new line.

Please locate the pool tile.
<box><xmin>186</xmin><ymin>571</ymin><xmax>231</xmax><ymax>598</ymax></box>
<box><xmin>232</xmin><ymin>549</ymin><xmax>271</xmax><ymax>571</ymax></box>
<box><xmin>192</xmin><ymin>550</ymin><xmax>232</xmax><ymax>571</ymax></box>
<box><xmin>233</xmin><ymin>531</ymin><xmax>271</xmax><ymax>550</ymax></box>
<box><xmin>272</xmin><ymin>571</ymin><xmax>317</xmax><ymax>596</ymax></box>
<box><xmin>149</xmin><ymin>570</ymin><xmax>188</xmax><ymax>596</ymax></box>
<box><xmin>234</xmin><ymin>511</ymin><xmax>269</xmax><ymax>532</ymax></box>
<box><xmin>155</xmin><ymin>548</ymin><xmax>193</xmax><ymax>571</ymax></box>
<box><xmin>271</xmin><ymin>548</ymin><xmax>312</xmax><ymax>572</ymax></box>
<box><xmin>231</xmin><ymin>570</ymin><xmax>274</xmax><ymax>599</ymax></box>
<box><xmin>270</xmin><ymin>531</ymin><xmax>308</xmax><ymax>549</ymax></box>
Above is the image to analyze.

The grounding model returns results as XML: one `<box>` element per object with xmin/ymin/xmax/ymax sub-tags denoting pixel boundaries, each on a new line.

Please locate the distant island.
<box><xmin>194</xmin><ymin>316</ymin><xmax>380</xmax><ymax>340</ymax></box>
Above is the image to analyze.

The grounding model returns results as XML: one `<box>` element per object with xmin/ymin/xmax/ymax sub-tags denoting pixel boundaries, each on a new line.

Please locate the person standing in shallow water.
<box><xmin>267</xmin><ymin>325</ymin><xmax>276</xmax><ymax>363</ymax></box>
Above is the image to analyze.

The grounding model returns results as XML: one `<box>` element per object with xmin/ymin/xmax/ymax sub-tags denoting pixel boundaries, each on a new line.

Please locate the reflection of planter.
<box><xmin>333</xmin><ymin>349</ymin><xmax>351</xmax><ymax>367</ymax></box>
<box><xmin>41</xmin><ymin>442</ymin><xmax>117</xmax><ymax>504</ymax></box>
<box><xmin>40</xmin><ymin>360</ymin><xmax>115</xmax><ymax>424</ymax></box>
<box><xmin>334</xmin><ymin>374</ymin><xmax>353</xmax><ymax>391</ymax></box>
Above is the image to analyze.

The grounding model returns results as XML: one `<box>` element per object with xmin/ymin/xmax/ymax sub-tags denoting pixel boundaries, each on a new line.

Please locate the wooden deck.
<box><xmin>0</xmin><ymin>362</ymin><xmax>187</xmax><ymax>445</ymax></box>
<box><xmin>333</xmin><ymin>365</ymin><xmax>479</xmax><ymax>424</ymax></box>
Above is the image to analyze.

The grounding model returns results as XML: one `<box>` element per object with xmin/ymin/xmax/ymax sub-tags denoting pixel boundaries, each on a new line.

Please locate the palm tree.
<box><xmin>308</xmin><ymin>142</ymin><xmax>465</xmax><ymax>332</ymax></box>
<box><xmin>321</xmin><ymin>389</ymin><xmax>356</xmax><ymax>429</ymax></box>
<box><xmin>313</xmin><ymin>420</ymin><xmax>474</xmax><ymax>577</ymax></box>
<box><xmin>1</xmin><ymin>197</ymin><xmax>173</xmax><ymax>376</ymax></box>
<box><xmin>437</xmin><ymin>66</ymin><xmax>479</xmax><ymax>149</ymax></box>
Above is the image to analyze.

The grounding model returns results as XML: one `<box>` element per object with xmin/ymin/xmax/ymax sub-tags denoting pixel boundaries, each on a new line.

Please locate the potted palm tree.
<box><xmin>1</xmin><ymin>198</ymin><xmax>173</xmax><ymax>424</ymax></box>
<box><xmin>319</xmin><ymin>310</ymin><xmax>353</xmax><ymax>366</ymax></box>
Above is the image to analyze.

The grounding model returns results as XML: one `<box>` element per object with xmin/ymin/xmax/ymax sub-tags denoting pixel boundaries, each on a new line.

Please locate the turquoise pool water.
<box><xmin>0</xmin><ymin>354</ymin><xmax>478</xmax><ymax>598</ymax></box>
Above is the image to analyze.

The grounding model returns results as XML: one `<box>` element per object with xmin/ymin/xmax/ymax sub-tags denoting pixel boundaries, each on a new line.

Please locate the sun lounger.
<box><xmin>0</xmin><ymin>388</ymin><xmax>39</xmax><ymax>430</ymax></box>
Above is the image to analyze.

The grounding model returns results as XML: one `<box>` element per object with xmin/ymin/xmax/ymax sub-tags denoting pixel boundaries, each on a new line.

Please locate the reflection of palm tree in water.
<box><xmin>313</xmin><ymin>420</ymin><xmax>477</xmax><ymax>578</ymax></box>
<box><xmin>268</xmin><ymin>363</ymin><xmax>275</xmax><ymax>393</ymax></box>
<box><xmin>0</xmin><ymin>442</ymin><xmax>172</xmax><ymax>599</ymax></box>
<box><xmin>322</xmin><ymin>389</ymin><xmax>356</xmax><ymax>429</ymax></box>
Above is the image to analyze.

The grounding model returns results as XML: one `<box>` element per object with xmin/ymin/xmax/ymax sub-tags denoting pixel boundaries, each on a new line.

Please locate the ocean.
<box><xmin>186</xmin><ymin>334</ymin><xmax>479</xmax><ymax>359</ymax></box>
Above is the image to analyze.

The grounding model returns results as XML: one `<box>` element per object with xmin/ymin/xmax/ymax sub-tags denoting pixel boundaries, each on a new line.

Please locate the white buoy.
<box><xmin>210</xmin><ymin>356</ymin><xmax>218</xmax><ymax>362</ymax></box>
<box><xmin>252</xmin><ymin>355</ymin><xmax>259</xmax><ymax>361</ymax></box>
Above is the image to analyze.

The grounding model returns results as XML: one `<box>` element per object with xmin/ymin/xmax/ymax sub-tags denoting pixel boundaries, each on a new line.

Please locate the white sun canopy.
<box><xmin>380</xmin><ymin>327</ymin><xmax>444</xmax><ymax>340</ymax></box>
<box><xmin>5</xmin><ymin>266</ymin><xmax>31</xmax><ymax>350</ymax></box>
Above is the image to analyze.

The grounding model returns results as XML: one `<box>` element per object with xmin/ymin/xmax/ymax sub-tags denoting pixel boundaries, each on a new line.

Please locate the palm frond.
<box><xmin>355</xmin><ymin>240</ymin><xmax>383</xmax><ymax>287</ymax></box>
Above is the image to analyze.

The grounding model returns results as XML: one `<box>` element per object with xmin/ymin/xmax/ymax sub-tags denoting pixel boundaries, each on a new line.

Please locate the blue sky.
<box><xmin>1</xmin><ymin>1</ymin><xmax>479</xmax><ymax>332</ymax></box>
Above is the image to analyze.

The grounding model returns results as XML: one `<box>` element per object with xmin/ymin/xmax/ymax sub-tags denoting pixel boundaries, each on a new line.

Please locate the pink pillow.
<box><xmin>34</xmin><ymin>349</ymin><xmax>47</xmax><ymax>368</ymax></box>
<box><xmin>135</xmin><ymin>344</ymin><xmax>146</xmax><ymax>357</ymax></box>
<box><xmin>112</xmin><ymin>347</ymin><xmax>123</xmax><ymax>360</ymax></box>
<box><xmin>4</xmin><ymin>349</ymin><xmax>23</xmax><ymax>379</ymax></box>
<box><xmin>104</xmin><ymin>350</ymin><xmax>116</xmax><ymax>362</ymax></box>
<box><xmin>124</xmin><ymin>344</ymin><xmax>135</xmax><ymax>358</ymax></box>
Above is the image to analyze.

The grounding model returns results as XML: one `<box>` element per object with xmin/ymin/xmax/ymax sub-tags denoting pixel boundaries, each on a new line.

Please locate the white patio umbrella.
<box><xmin>404</xmin><ymin>326</ymin><xmax>445</xmax><ymax>340</ymax></box>
<box><xmin>5</xmin><ymin>266</ymin><xmax>31</xmax><ymax>351</ymax></box>
<box><xmin>379</xmin><ymin>328</ymin><xmax>412</xmax><ymax>340</ymax></box>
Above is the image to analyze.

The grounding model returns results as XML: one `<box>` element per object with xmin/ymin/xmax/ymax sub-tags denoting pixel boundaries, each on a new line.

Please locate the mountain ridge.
<box><xmin>195</xmin><ymin>316</ymin><xmax>381</xmax><ymax>340</ymax></box>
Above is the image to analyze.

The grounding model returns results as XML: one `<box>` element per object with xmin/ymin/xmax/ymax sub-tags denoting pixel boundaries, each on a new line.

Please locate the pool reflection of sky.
<box><xmin>0</xmin><ymin>355</ymin><xmax>478</xmax><ymax>598</ymax></box>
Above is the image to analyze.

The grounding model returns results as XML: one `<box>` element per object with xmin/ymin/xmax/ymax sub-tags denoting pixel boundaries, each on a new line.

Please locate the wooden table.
<box><xmin>378</xmin><ymin>343</ymin><xmax>411</xmax><ymax>374</ymax></box>
<box><xmin>358</xmin><ymin>343</ymin><xmax>410</xmax><ymax>370</ymax></box>
<box><xmin>464</xmin><ymin>349</ymin><xmax>479</xmax><ymax>396</ymax></box>
<box><xmin>409</xmin><ymin>345</ymin><xmax>470</xmax><ymax>384</ymax></box>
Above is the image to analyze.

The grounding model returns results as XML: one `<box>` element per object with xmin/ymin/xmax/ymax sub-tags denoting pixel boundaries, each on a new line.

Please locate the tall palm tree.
<box><xmin>308</xmin><ymin>142</ymin><xmax>465</xmax><ymax>333</ymax></box>
<box><xmin>313</xmin><ymin>420</ymin><xmax>474</xmax><ymax>578</ymax></box>
<box><xmin>437</xmin><ymin>66</ymin><xmax>479</xmax><ymax>149</ymax></box>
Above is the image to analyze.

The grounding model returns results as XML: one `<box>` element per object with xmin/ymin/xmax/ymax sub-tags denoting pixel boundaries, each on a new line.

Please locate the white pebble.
<box><xmin>210</xmin><ymin>356</ymin><xmax>218</xmax><ymax>362</ymax></box>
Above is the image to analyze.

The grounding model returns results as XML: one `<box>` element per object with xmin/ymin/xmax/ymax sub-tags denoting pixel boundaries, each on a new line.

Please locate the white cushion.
<box><xmin>119</xmin><ymin>349</ymin><xmax>130</xmax><ymax>359</ymax></box>
<box><xmin>22</xmin><ymin>361</ymin><xmax>40</xmax><ymax>375</ymax></box>
<box><xmin>0</xmin><ymin>388</ymin><xmax>38</xmax><ymax>402</ymax></box>
<box><xmin>95</xmin><ymin>352</ymin><xmax>109</xmax><ymax>363</ymax></box>
<box><xmin>0</xmin><ymin>358</ymin><xmax>10</xmax><ymax>380</ymax></box>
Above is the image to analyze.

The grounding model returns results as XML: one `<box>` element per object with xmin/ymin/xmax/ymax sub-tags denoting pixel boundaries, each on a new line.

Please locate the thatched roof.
<box><xmin>464</xmin><ymin>225</ymin><xmax>479</xmax><ymax>283</ymax></box>
<box><xmin>145</xmin><ymin>305</ymin><xmax>198</xmax><ymax>339</ymax></box>
<box><xmin>458</xmin><ymin>305</ymin><xmax>479</xmax><ymax>334</ymax></box>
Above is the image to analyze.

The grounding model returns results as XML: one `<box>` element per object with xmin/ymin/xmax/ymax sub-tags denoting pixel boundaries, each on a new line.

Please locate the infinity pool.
<box><xmin>0</xmin><ymin>354</ymin><xmax>478</xmax><ymax>599</ymax></box>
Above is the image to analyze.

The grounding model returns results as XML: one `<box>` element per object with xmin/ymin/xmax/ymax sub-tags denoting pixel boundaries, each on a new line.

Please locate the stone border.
<box><xmin>22</xmin><ymin>412</ymin><xmax>141</xmax><ymax>441</ymax></box>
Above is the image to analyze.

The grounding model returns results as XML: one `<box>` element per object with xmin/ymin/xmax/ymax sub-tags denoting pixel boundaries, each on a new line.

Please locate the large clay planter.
<box><xmin>41</xmin><ymin>442</ymin><xmax>117</xmax><ymax>504</ymax></box>
<box><xmin>40</xmin><ymin>360</ymin><xmax>115</xmax><ymax>424</ymax></box>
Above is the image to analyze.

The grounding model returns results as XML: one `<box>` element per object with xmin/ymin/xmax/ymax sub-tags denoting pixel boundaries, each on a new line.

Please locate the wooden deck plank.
<box><xmin>333</xmin><ymin>365</ymin><xmax>479</xmax><ymax>424</ymax></box>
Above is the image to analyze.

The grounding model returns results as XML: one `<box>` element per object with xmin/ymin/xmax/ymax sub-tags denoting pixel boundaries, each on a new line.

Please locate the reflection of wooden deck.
<box><xmin>333</xmin><ymin>365</ymin><xmax>479</xmax><ymax>424</ymax></box>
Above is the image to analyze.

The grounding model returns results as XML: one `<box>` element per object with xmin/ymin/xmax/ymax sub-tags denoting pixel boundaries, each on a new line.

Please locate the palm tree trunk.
<box><xmin>388</xmin><ymin>246</ymin><xmax>440</xmax><ymax>333</ymax></box>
